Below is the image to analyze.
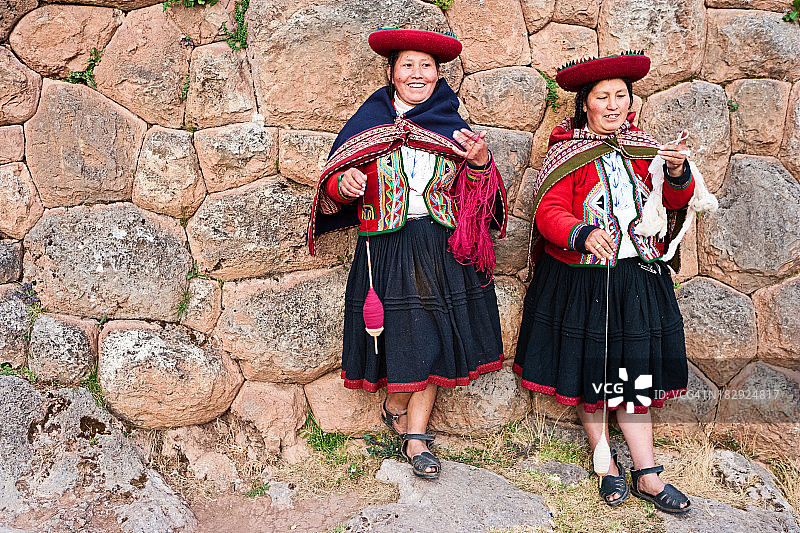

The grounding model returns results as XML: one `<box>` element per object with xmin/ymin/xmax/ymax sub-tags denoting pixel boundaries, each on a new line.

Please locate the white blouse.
<box><xmin>599</xmin><ymin>150</ymin><xmax>639</xmax><ymax>259</ymax></box>
<box><xmin>394</xmin><ymin>95</ymin><xmax>436</xmax><ymax>218</ymax></box>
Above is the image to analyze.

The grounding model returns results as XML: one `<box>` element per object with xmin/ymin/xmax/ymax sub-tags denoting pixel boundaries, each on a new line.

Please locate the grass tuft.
<box><xmin>0</xmin><ymin>362</ymin><xmax>37</xmax><ymax>383</ymax></box>
<box><xmin>244</xmin><ymin>480</ymin><xmax>269</xmax><ymax>498</ymax></box>
<box><xmin>64</xmin><ymin>48</ymin><xmax>102</xmax><ymax>89</ymax></box>
<box><xmin>222</xmin><ymin>0</ymin><xmax>249</xmax><ymax>50</ymax></box>
<box><xmin>302</xmin><ymin>412</ymin><xmax>349</xmax><ymax>464</ymax></box>
<box><xmin>174</xmin><ymin>289</ymin><xmax>191</xmax><ymax>320</ymax></box>
<box><xmin>79</xmin><ymin>363</ymin><xmax>106</xmax><ymax>408</ymax></box>
<box><xmin>537</xmin><ymin>69</ymin><xmax>562</xmax><ymax>112</ymax></box>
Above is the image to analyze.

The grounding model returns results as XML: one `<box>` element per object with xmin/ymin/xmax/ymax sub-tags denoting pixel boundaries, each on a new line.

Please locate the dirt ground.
<box><xmin>191</xmin><ymin>492</ymin><xmax>364</xmax><ymax>533</ymax></box>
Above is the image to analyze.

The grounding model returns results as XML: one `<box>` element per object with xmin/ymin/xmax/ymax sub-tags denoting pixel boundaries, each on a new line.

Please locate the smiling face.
<box><xmin>583</xmin><ymin>78</ymin><xmax>631</xmax><ymax>135</ymax></box>
<box><xmin>387</xmin><ymin>50</ymin><xmax>439</xmax><ymax>106</ymax></box>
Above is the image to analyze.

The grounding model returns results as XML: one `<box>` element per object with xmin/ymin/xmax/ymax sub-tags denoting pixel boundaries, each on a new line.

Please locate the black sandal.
<box><xmin>630</xmin><ymin>465</ymin><xmax>691</xmax><ymax>514</ymax></box>
<box><xmin>598</xmin><ymin>449</ymin><xmax>629</xmax><ymax>507</ymax></box>
<box><xmin>400</xmin><ymin>433</ymin><xmax>441</xmax><ymax>479</ymax></box>
<box><xmin>380</xmin><ymin>398</ymin><xmax>406</xmax><ymax>436</ymax></box>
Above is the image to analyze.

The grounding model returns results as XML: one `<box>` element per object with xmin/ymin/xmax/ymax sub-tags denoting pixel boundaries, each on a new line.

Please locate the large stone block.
<box><xmin>753</xmin><ymin>274</ymin><xmax>800</xmax><ymax>373</ymax></box>
<box><xmin>0</xmin><ymin>378</ymin><xmax>198</xmax><ymax>532</ymax></box>
<box><xmin>194</xmin><ymin>120</ymin><xmax>278</xmax><ymax>193</ymax></box>
<box><xmin>494</xmin><ymin>276</ymin><xmax>525</xmax><ymax>358</ymax></box>
<box><xmin>28</xmin><ymin>314</ymin><xmax>98</xmax><ymax>384</ymax></box>
<box><xmin>676</xmin><ymin>277</ymin><xmax>757</xmax><ymax>387</ymax></box>
<box><xmin>529</xmin><ymin>23</ymin><xmax>598</xmax><ymax>79</ymax></box>
<box><xmin>185</xmin><ymin>42</ymin><xmax>257</xmax><ymax>129</ymax></box>
<box><xmin>0</xmin><ymin>126</ymin><xmax>24</xmax><ymax>165</ymax></box>
<box><xmin>180</xmin><ymin>277</ymin><xmax>222</xmax><ymax>334</ymax></box>
<box><xmin>187</xmin><ymin>176</ymin><xmax>353</xmax><ymax>279</ymax></box>
<box><xmin>278</xmin><ymin>129</ymin><xmax>337</xmax><ymax>188</ymax></box>
<box><xmin>726</xmin><ymin>79</ymin><xmax>791</xmax><ymax>156</ymax></box>
<box><xmin>0</xmin><ymin>285</ymin><xmax>28</xmax><ymax>368</ymax></box>
<box><xmin>164</xmin><ymin>0</ymin><xmax>234</xmax><ymax>46</ymax></box>
<box><xmin>133</xmin><ymin>126</ymin><xmax>206</xmax><ymax>218</ymax></box>
<box><xmin>639</xmin><ymin>81</ymin><xmax>731</xmax><ymax>193</ymax></box>
<box><xmin>715</xmin><ymin>361</ymin><xmax>800</xmax><ymax>460</ymax></box>
<box><xmin>552</xmin><ymin>0</ymin><xmax>600</xmax><ymax>27</ymax></box>
<box><xmin>99</xmin><ymin>321</ymin><xmax>243</xmax><ymax>428</ymax></box>
<box><xmin>23</xmin><ymin>203</ymin><xmax>192</xmax><ymax>320</ymax></box>
<box><xmin>0</xmin><ymin>240</ymin><xmax>23</xmax><ymax>283</ymax></box>
<box><xmin>484</xmin><ymin>127</ymin><xmax>533</xmax><ymax>208</ymax></box>
<box><xmin>460</xmin><ymin>67</ymin><xmax>547</xmax><ymax>131</ymax></box>
<box><xmin>94</xmin><ymin>5</ymin><xmax>190</xmax><ymax>128</ymax></box>
<box><xmin>493</xmin><ymin>215</ymin><xmax>530</xmax><ymax>277</ymax></box>
<box><xmin>0</xmin><ymin>46</ymin><xmax>41</xmax><ymax>126</ymax></box>
<box><xmin>229</xmin><ymin>381</ymin><xmax>306</xmax><ymax>457</ymax></box>
<box><xmin>9</xmin><ymin>5</ymin><xmax>122</xmax><ymax>78</ymax></box>
<box><xmin>24</xmin><ymin>80</ymin><xmax>147</xmax><ymax>208</ymax></box>
<box><xmin>445</xmin><ymin>0</ymin><xmax>531</xmax><ymax>73</ymax></box>
<box><xmin>428</xmin><ymin>361</ymin><xmax>531</xmax><ymax>435</ymax></box>
<box><xmin>0</xmin><ymin>0</ymin><xmax>36</xmax><ymax>41</ymax></box>
<box><xmin>304</xmin><ymin>369</ymin><xmax>385</xmax><ymax>436</ymax></box>
<box><xmin>652</xmin><ymin>361</ymin><xmax>719</xmax><ymax>440</ymax></box>
<box><xmin>519</xmin><ymin>0</ymin><xmax>555</xmax><ymax>32</ymax></box>
<box><xmin>779</xmin><ymin>82</ymin><xmax>800</xmax><ymax>182</ymax></box>
<box><xmin>598</xmin><ymin>0</ymin><xmax>705</xmax><ymax>96</ymax></box>
<box><xmin>703</xmin><ymin>9</ymin><xmax>800</xmax><ymax>84</ymax></box>
<box><xmin>698</xmin><ymin>155</ymin><xmax>800</xmax><ymax>294</ymax></box>
<box><xmin>0</xmin><ymin>162</ymin><xmax>43</xmax><ymax>240</ymax></box>
<box><xmin>214</xmin><ymin>268</ymin><xmax>346</xmax><ymax>383</ymax></box>
<box><xmin>248</xmin><ymin>0</ymin><xmax>453</xmax><ymax>131</ymax></box>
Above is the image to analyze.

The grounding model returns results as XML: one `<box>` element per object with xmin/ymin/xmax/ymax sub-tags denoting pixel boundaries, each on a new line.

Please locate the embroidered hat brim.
<box><xmin>368</xmin><ymin>28</ymin><xmax>462</xmax><ymax>63</ymax></box>
<box><xmin>555</xmin><ymin>53</ymin><xmax>650</xmax><ymax>92</ymax></box>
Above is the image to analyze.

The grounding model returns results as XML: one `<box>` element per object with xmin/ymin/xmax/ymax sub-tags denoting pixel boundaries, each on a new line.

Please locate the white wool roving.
<box><xmin>635</xmin><ymin>156</ymin><xmax>718</xmax><ymax>261</ymax></box>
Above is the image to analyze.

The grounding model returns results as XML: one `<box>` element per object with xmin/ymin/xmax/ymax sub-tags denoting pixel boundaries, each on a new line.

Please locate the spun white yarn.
<box><xmin>635</xmin><ymin>145</ymin><xmax>718</xmax><ymax>261</ymax></box>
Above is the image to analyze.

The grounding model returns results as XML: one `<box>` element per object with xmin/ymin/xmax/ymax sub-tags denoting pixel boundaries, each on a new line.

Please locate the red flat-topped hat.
<box><xmin>555</xmin><ymin>51</ymin><xmax>650</xmax><ymax>92</ymax></box>
<box><xmin>368</xmin><ymin>27</ymin><xmax>462</xmax><ymax>63</ymax></box>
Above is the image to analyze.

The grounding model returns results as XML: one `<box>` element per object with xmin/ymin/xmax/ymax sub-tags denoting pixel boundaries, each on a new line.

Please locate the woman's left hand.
<box><xmin>658</xmin><ymin>137</ymin><xmax>688</xmax><ymax>177</ymax></box>
<box><xmin>453</xmin><ymin>128</ymin><xmax>489</xmax><ymax>167</ymax></box>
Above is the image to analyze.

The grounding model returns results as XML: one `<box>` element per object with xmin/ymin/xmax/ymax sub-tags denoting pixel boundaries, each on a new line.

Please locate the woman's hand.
<box><xmin>585</xmin><ymin>228</ymin><xmax>615</xmax><ymax>261</ymax></box>
<box><xmin>338</xmin><ymin>168</ymin><xmax>367</xmax><ymax>198</ymax></box>
<box><xmin>453</xmin><ymin>128</ymin><xmax>489</xmax><ymax>167</ymax></box>
<box><xmin>658</xmin><ymin>136</ymin><xmax>689</xmax><ymax>178</ymax></box>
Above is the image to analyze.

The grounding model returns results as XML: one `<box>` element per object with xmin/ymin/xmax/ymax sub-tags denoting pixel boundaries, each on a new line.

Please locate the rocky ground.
<box><xmin>2</xmin><ymin>376</ymin><xmax>799</xmax><ymax>533</ymax></box>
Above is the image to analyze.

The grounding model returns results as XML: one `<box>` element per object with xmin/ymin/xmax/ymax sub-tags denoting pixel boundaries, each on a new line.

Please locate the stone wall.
<box><xmin>1</xmin><ymin>0</ymin><xmax>799</xmax><ymax>460</ymax></box>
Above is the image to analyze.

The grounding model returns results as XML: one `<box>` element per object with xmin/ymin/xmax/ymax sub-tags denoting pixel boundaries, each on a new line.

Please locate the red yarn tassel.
<box><xmin>448</xmin><ymin>161</ymin><xmax>501</xmax><ymax>275</ymax></box>
<box><xmin>363</xmin><ymin>239</ymin><xmax>384</xmax><ymax>354</ymax></box>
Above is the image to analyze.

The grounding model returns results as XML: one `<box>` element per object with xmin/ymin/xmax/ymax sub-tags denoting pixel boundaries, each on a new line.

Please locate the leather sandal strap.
<box><xmin>632</xmin><ymin>465</ymin><xmax>664</xmax><ymax>479</ymax></box>
<box><xmin>403</xmin><ymin>433</ymin><xmax>435</xmax><ymax>443</ymax></box>
<box><xmin>383</xmin><ymin>399</ymin><xmax>407</xmax><ymax>419</ymax></box>
<box><xmin>412</xmin><ymin>452</ymin><xmax>440</xmax><ymax>470</ymax></box>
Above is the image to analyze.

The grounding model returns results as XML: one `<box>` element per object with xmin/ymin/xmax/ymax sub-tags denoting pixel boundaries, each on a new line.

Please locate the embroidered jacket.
<box><xmin>529</xmin><ymin>115</ymin><xmax>695</xmax><ymax>269</ymax></box>
<box><xmin>323</xmin><ymin>149</ymin><xmax>496</xmax><ymax>235</ymax></box>
<box><xmin>308</xmin><ymin>80</ymin><xmax>507</xmax><ymax>272</ymax></box>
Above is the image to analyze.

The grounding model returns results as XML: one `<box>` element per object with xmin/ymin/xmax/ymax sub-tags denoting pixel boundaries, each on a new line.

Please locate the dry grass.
<box><xmin>270</xmin><ymin>440</ymin><xmax>398</xmax><ymax>506</ymax></box>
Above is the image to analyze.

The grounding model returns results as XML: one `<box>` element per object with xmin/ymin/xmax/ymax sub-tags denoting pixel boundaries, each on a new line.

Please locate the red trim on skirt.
<box><xmin>343</xmin><ymin>356</ymin><xmax>504</xmax><ymax>393</ymax></box>
<box><xmin>512</xmin><ymin>362</ymin><xmax>687</xmax><ymax>414</ymax></box>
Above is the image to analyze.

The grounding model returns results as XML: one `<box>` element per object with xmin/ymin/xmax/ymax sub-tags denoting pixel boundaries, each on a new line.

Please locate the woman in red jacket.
<box><xmin>514</xmin><ymin>52</ymin><xmax>713</xmax><ymax>513</ymax></box>
<box><xmin>308</xmin><ymin>28</ymin><xmax>507</xmax><ymax>479</ymax></box>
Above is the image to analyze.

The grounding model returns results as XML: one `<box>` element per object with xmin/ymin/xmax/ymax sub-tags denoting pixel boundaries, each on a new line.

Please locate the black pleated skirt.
<box><xmin>513</xmin><ymin>252</ymin><xmax>688</xmax><ymax>413</ymax></box>
<box><xmin>341</xmin><ymin>217</ymin><xmax>504</xmax><ymax>393</ymax></box>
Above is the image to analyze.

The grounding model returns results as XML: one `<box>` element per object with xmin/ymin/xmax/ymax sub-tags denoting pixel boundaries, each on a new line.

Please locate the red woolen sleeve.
<box><xmin>535</xmin><ymin>174</ymin><xmax>593</xmax><ymax>251</ymax></box>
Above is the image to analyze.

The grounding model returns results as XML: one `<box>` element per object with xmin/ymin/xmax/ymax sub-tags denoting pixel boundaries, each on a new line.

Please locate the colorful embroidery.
<box><xmin>425</xmin><ymin>156</ymin><xmax>457</xmax><ymax>228</ymax></box>
<box><xmin>568</xmin><ymin>223</ymin><xmax>585</xmax><ymax>250</ymax></box>
<box><xmin>376</xmin><ymin>152</ymin><xmax>406</xmax><ymax>231</ymax></box>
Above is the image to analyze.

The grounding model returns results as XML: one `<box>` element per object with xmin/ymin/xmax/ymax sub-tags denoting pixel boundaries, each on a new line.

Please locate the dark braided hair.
<box><xmin>573</xmin><ymin>78</ymin><xmax>634</xmax><ymax>130</ymax></box>
<box><xmin>386</xmin><ymin>50</ymin><xmax>441</xmax><ymax>98</ymax></box>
